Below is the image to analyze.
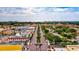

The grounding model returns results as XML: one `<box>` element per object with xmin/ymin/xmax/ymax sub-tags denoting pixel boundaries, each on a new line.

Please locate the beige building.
<box><xmin>66</xmin><ymin>45</ymin><xmax>79</xmax><ymax>51</ymax></box>
<box><xmin>1</xmin><ymin>29</ymin><xmax>13</xmax><ymax>35</ymax></box>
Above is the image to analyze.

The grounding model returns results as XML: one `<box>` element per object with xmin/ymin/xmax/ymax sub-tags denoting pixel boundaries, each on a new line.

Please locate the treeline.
<box><xmin>37</xmin><ymin>21</ymin><xmax>79</xmax><ymax>25</ymax></box>
<box><xmin>0</xmin><ymin>21</ymin><xmax>34</xmax><ymax>26</ymax></box>
<box><xmin>0</xmin><ymin>21</ymin><xmax>79</xmax><ymax>25</ymax></box>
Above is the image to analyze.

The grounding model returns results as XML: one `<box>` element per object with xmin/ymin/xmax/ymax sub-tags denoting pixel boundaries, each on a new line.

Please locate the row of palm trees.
<box><xmin>35</xmin><ymin>24</ymin><xmax>42</xmax><ymax>51</ymax></box>
<box><xmin>36</xmin><ymin>24</ymin><xmax>41</xmax><ymax>43</ymax></box>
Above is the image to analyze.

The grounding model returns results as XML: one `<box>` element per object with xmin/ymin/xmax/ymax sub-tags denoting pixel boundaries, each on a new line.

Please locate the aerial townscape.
<box><xmin>0</xmin><ymin>22</ymin><xmax>79</xmax><ymax>51</ymax></box>
<box><xmin>0</xmin><ymin>7</ymin><xmax>79</xmax><ymax>51</ymax></box>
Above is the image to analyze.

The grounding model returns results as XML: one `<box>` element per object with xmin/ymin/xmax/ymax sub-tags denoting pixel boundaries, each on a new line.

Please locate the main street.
<box><xmin>25</xmin><ymin>25</ymin><xmax>38</xmax><ymax>51</ymax></box>
<box><xmin>25</xmin><ymin>24</ymin><xmax>48</xmax><ymax>51</ymax></box>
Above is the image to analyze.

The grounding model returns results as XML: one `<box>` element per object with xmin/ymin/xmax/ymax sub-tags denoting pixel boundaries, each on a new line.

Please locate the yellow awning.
<box><xmin>0</xmin><ymin>45</ymin><xmax>22</xmax><ymax>51</ymax></box>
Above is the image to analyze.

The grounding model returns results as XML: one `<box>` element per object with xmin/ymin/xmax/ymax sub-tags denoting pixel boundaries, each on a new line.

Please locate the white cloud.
<box><xmin>0</xmin><ymin>7</ymin><xmax>79</xmax><ymax>22</ymax></box>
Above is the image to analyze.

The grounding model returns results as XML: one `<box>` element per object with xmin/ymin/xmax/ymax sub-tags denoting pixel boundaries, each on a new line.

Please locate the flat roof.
<box><xmin>66</xmin><ymin>45</ymin><xmax>79</xmax><ymax>51</ymax></box>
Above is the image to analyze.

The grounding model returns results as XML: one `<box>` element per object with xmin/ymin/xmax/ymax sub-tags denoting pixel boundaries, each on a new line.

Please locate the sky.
<box><xmin>0</xmin><ymin>7</ymin><xmax>79</xmax><ymax>22</ymax></box>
